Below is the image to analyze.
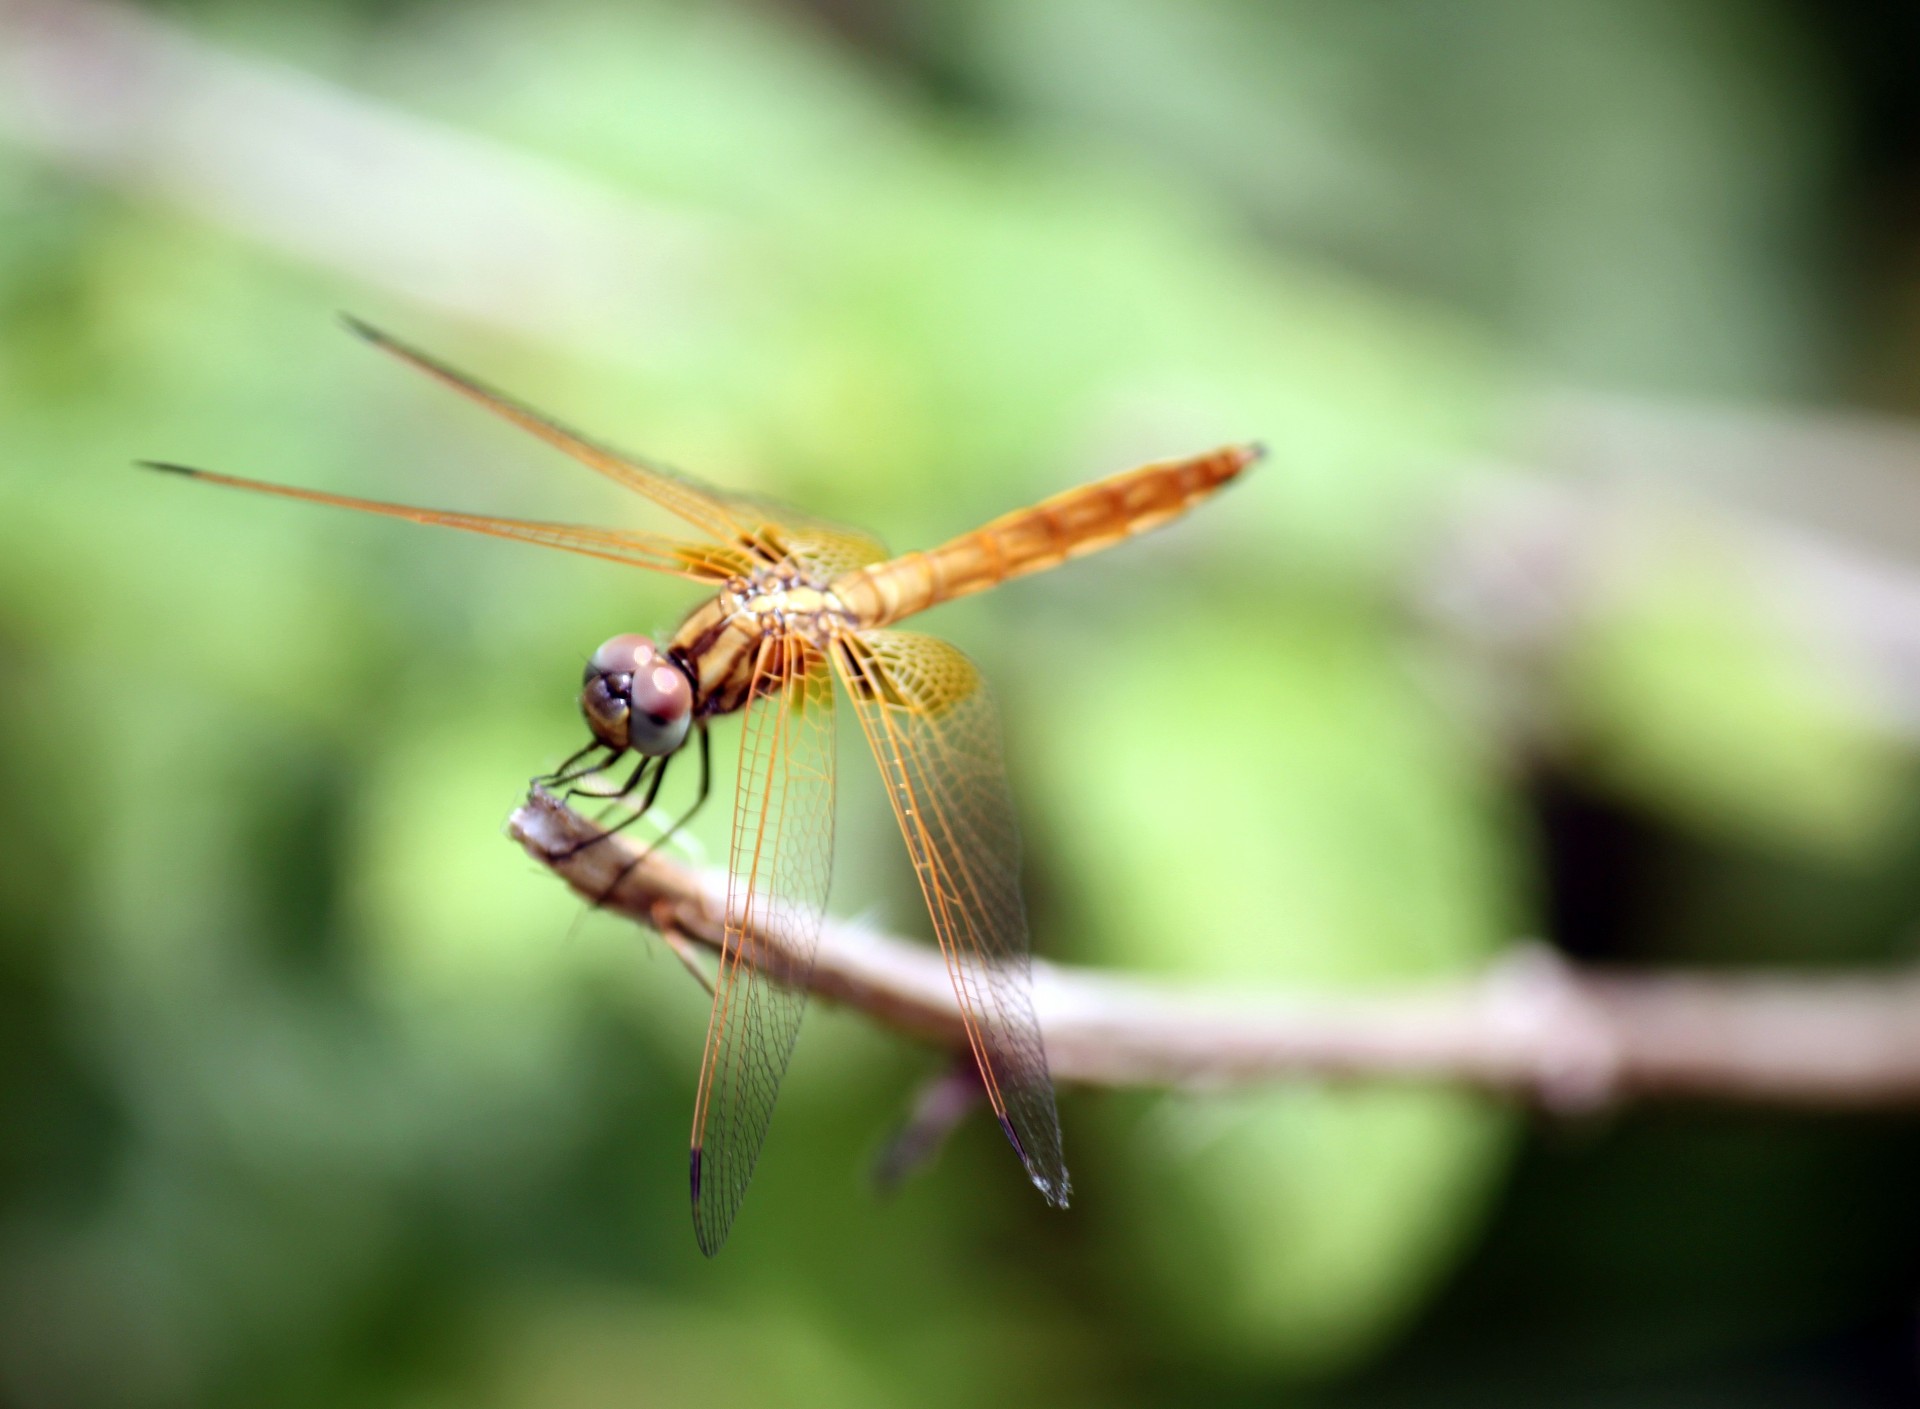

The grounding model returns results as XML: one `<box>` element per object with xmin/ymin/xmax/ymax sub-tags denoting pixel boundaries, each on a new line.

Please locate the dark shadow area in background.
<box><xmin>1351</xmin><ymin>768</ymin><xmax>1920</xmax><ymax>1405</ymax></box>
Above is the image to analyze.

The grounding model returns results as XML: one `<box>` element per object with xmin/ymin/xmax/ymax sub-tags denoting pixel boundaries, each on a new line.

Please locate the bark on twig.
<box><xmin>510</xmin><ymin>789</ymin><xmax>1920</xmax><ymax>1113</ymax></box>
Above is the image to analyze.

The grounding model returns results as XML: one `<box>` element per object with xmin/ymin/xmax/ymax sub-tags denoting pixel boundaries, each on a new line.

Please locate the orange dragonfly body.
<box><xmin>147</xmin><ymin>321</ymin><xmax>1260</xmax><ymax>1254</ymax></box>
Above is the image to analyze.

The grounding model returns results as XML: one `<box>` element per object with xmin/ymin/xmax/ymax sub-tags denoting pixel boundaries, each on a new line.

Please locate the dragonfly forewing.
<box><xmin>347</xmin><ymin>320</ymin><xmax>891</xmax><ymax>577</ymax></box>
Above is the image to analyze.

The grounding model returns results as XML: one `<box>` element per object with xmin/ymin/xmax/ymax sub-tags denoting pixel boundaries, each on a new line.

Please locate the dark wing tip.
<box><xmin>338</xmin><ymin>316</ymin><xmax>478</xmax><ymax>391</ymax></box>
<box><xmin>337</xmin><ymin>312</ymin><xmax>389</xmax><ymax>346</ymax></box>
<box><xmin>996</xmin><ymin>1112</ymin><xmax>1027</xmax><ymax>1161</ymax></box>
<box><xmin>690</xmin><ymin>1147</ymin><xmax>730</xmax><ymax>1258</ymax></box>
<box><xmin>137</xmin><ymin>460</ymin><xmax>200</xmax><ymax>477</ymax></box>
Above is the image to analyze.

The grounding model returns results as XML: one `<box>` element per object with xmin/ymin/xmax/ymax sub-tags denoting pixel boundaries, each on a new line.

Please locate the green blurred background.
<box><xmin>4</xmin><ymin>1</ymin><xmax>1920</xmax><ymax>1404</ymax></box>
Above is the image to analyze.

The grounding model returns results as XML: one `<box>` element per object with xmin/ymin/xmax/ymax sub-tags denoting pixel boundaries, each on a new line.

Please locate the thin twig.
<box><xmin>510</xmin><ymin>789</ymin><xmax>1920</xmax><ymax>1113</ymax></box>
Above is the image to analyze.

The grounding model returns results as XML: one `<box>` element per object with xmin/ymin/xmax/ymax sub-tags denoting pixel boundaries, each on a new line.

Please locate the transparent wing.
<box><xmin>140</xmin><ymin>462</ymin><xmax>755</xmax><ymax>582</ymax></box>
<box><xmin>348</xmin><ymin>320</ymin><xmax>889</xmax><ymax>575</ymax></box>
<box><xmin>831</xmin><ymin>629</ymin><xmax>1068</xmax><ymax>1205</ymax></box>
<box><xmin>749</xmin><ymin>509</ymin><xmax>891</xmax><ymax>579</ymax></box>
<box><xmin>689</xmin><ymin>635</ymin><xmax>837</xmax><ymax>1255</ymax></box>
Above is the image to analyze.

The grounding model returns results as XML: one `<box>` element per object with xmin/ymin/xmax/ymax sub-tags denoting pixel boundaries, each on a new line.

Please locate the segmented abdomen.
<box><xmin>832</xmin><ymin>443</ymin><xmax>1261</xmax><ymax>628</ymax></box>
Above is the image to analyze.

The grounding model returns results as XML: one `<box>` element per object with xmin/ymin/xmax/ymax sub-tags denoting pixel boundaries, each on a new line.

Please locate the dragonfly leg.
<box><xmin>568</xmin><ymin>751</ymin><xmax>655</xmax><ymax>802</ymax></box>
<box><xmin>556</xmin><ymin>754</ymin><xmax>667</xmax><ymax>860</ymax></box>
<box><xmin>533</xmin><ymin>739</ymin><xmax>610</xmax><ymax>789</ymax></box>
<box><xmin>589</xmin><ymin>726</ymin><xmax>713</xmax><ymax>908</ymax></box>
<box><xmin>633</xmin><ymin>726</ymin><xmax>712</xmax><ymax>859</ymax></box>
<box><xmin>658</xmin><ymin>925</ymin><xmax>716</xmax><ymax>997</ymax></box>
<box><xmin>872</xmin><ymin>1058</ymin><xmax>988</xmax><ymax>1195</ymax></box>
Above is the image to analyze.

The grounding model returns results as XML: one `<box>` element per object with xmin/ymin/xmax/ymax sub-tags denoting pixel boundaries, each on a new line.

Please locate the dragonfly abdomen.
<box><xmin>834</xmin><ymin>442</ymin><xmax>1262</xmax><ymax>628</ymax></box>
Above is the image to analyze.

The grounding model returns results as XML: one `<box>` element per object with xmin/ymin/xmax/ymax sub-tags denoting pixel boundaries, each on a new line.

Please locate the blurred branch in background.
<box><xmin>0</xmin><ymin>0</ymin><xmax>732</xmax><ymax>365</ymax></box>
<box><xmin>514</xmin><ymin>790</ymin><xmax>1920</xmax><ymax>1113</ymax></box>
<box><xmin>1428</xmin><ymin>400</ymin><xmax>1920</xmax><ymax>748</ymax></box>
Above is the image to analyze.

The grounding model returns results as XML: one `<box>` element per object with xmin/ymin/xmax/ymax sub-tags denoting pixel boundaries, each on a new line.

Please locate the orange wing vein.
<box><xmin>344</xmin><ymin>319</ymin><xmax>890</xmax><ymax>577</ymax></box>
<box><xmin>140</xmin><ymin>462</ymin><xmax>754</xmax><ymax>582</ymax></box>
<box><xmin>831</xmin><ymin>629</ymin><xmax>1068</xmax><ymax>1205</ymax></box>
<box><xmin>689</xmin><ymin>635</ymin><xmax>837</xmax><ymax>1255</ymax></box>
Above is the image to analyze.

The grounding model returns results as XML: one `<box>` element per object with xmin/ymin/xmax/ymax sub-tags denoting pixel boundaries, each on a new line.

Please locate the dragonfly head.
<box><xmin>581</xmin><ymin>634</ymin><xmax>693</xmax><ymax>757</ymax></box>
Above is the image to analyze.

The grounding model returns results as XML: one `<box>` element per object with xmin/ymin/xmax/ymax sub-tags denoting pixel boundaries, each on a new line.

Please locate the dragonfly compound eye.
<box><xmin>624</xmin><ymin>657</ymin><xmax>693</xmax><ymax>757</ymax></box>
<box><xmin>580</xmin><ymin>673</ymin><xmax>630</xmax><ymax>751</ymax></box>
<box><xmin>586</xmin><ymin>633</ymin><xmax>659</xmax><ymax>685</ymax></box>
<box><xmin>580</xmin><ymin>634</ymin><xmax>692</xmax><ymax>757</ymax></box>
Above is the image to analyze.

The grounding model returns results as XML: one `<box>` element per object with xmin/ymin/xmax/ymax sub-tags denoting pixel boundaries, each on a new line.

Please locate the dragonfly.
<box><xmin>145</xmin><ymin>320</ymin><xmax>1261</xmax><ymax>1254</ymax></box>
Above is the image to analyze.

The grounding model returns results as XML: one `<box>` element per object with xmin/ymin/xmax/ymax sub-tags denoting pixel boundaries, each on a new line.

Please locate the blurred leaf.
<box><xmin>969</xmin><ymin>0</ymin><xmax>1835</xmax><ymax>397</ymax></box>
<box><xmin>1118</xmin><ymin>1086</ymin><xmax>1507</xmax><ymax>1374</ymax></box>
<box><xmin>1022</xmin><ymin>603</ymin><xmax>1518</xmax><ymax>1367</ymax></box>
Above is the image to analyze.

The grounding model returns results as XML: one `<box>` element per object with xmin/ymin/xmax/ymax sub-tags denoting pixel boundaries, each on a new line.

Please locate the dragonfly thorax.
<box><xmin>710</xmin><ymin>564</ymin><xmax>852</xmax><ymax>648</ymax></box>
<box><xmin>669</xmin><ymin>569</ymin><xmax>853</xmax><ymax>719</ymax></box>
<box><xmin>730</xmin><ymin>571</ymin><xmax>851</xmax><ymax>640</ymax></box>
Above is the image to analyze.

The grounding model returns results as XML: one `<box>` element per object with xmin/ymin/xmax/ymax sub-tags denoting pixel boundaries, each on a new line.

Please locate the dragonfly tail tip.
<box><xmin>138</xmin><ymin>460</ymin><xmax>199</xmax><ymax>478</ymax></box>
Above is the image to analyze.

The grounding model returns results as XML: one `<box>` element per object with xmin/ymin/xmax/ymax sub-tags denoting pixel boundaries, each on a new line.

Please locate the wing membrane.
<box><xmin>831</xmin><ymin>630</ymin><xmax>1068</xmax><ymax>1205</ymax></box>
<box><xmin>347</xmin><ymin>317</ymin><xmax>757</xmax><ymax>545</ymax></box>
<box><xmin>141</xmin><ymin>462</ymin><xmax>753</xmax><ymax>582</ymax></box>
<box><xmin>347</xmin><ymin>320</ymin><xmax>889</xmax><ymax>575</ymax></box>
<box><xmin>748</xmin><ymin>510</ymin><xmax>891</xmax><ymax>579</ymax></box>
<box><xmin>689</xmin><ymin>635</ymin><xmax>837</xmax><ymax>1255</ymax></box>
